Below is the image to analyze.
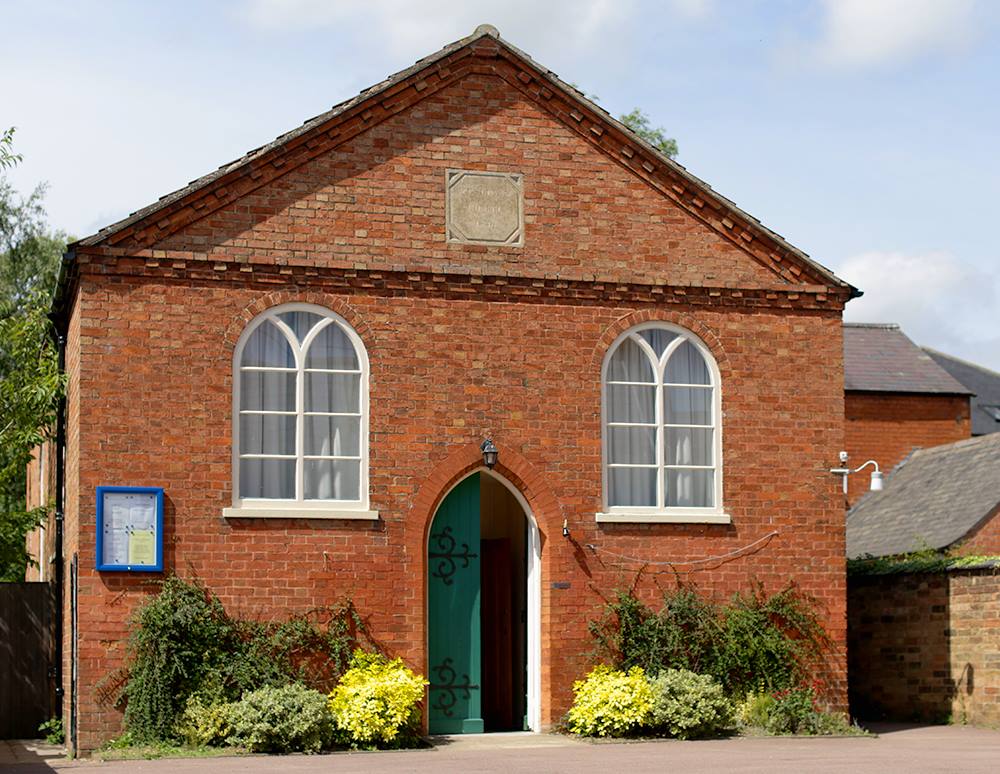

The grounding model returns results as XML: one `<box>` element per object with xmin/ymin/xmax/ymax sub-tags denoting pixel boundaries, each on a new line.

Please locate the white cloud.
<box><xmin>664</xmin><ymin>0</ymin><xmax>713</xmax><ymax>20</ymax></box>
<box><xmin>240</xmin><ymin>0</ymin><xmax>633</xmax><ymax>61</ymax></box>
<box><xmin>840</xmin><ymin>250</ymin><xmax>1000</xmax><ymax>371</ymax></box>
<box><xmin>812</xmin><ymin>0</ymin><xmax>978</xmax><ymax>69</ymax></box>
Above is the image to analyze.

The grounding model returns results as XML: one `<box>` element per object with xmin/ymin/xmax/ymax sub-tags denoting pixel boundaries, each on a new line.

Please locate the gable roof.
<box><xmin>70</xmin><ymin>25</ymin><xmax>856</xmax><ymax>298</ymax></box>
<box><xmin>847</xmin><ymin>432</ymin><xmax>1000</xmax><ymax>559</ymax></box>
<box><xmin>843</xmin><ymin>323</ymin><xmax>970</xmax><ymax>394</ymax></box>
<box><xmin>924</xmin><ymin>348</ymin><xmax>1000</xmax><ymax>436</ymax></box>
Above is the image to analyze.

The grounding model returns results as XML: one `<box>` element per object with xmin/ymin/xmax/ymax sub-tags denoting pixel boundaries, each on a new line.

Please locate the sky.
<box><xmin>3</xmin><ymin>0</ymin><xmax>1000</xmax><ymax>369</ymax></box>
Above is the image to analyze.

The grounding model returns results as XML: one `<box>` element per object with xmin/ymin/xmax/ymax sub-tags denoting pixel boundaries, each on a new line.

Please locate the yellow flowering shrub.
<box><xmin>566</xmin><ymin>664</ymin><xmax>654</xmax><ymax>737</ymax></box>
<box><xmin>328</xmin><ymin>650</ymin><xmax>428</xmax><ymax>748</ymax></box>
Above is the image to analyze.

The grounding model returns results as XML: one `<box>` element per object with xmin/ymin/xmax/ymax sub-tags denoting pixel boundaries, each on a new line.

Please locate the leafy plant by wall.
<box><xmin>225</xmin><ymin>684</ymin><xmax>333</xmax><ymax>754</ymax></box>
<box><xmin>327</xmin><ymin>650</ymin><xmax>427</xmax><ymax>748</ymax></box>
<box><xmin>119</xmin><ymin>575</ymin><xmax>367</xmax><ymax>743</ymax></box>
<box><xmin>566</xmin><ymin>665</ymin><xmax>654</xmax><ymax>737</ymax></box>
<box><xmin>647</xmin><ymin>669</ymin><xmax>733</xmax><ymax>739</ymax></box>
<box><xmin>590</xmin><ymin>582</ymin><xmax>830</xmax><ymax>699</ymax></box>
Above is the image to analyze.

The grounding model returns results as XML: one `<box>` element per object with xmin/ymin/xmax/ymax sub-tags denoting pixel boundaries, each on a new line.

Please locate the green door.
<box><xmin>428</xmin><ymin>473</ymin><xmax>483</xmax><ymax>734</ymax></box>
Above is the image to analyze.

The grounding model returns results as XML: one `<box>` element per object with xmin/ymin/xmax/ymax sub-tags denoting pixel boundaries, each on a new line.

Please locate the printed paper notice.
<box><xmin>100</xmin><ymin>490</ymin><xmax>159</xmax><ymax>568</ymax></box>
<box><xmin>128</xmin><ymin>531</ymin><xmax>156</xmax><ymax>565</ymax></box>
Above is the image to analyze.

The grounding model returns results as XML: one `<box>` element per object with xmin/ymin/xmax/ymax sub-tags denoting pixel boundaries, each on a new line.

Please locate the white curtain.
<box><xmin>607</xmin><ymin>332</ymin><xmax>715</xmax><ymax>509</ymax></box>
<box><xmin>239</xmin><ymin>317</ymin><xmax>362</xmax><ymax>502</ymax></box>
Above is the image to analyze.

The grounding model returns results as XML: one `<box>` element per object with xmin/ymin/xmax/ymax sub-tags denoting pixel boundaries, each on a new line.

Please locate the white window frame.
<box><xmin>597</xmin><ymin>322</ymin><xmax>730</xmax><ymax>524</ymax></box>
<box><xmin>223</xmin><ymin>303</ymin><xmax>377</xmax><ymax>520</ymax></box>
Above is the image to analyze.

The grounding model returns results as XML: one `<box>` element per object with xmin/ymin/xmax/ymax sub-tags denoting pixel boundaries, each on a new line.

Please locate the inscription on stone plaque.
<box><xmin>445</xmin><ymin>170</ymin><xmax>524</xmax><ymax>246</ymax></box>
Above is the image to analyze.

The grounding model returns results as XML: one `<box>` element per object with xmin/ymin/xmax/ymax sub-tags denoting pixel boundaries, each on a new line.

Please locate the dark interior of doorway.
<box><xmin>480</xmin><ymin>475</ymin><xmax>528</xmax><ymax>732</ymax></box>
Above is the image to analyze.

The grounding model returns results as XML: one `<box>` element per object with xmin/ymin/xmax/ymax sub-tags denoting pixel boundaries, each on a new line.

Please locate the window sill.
<box><xmin>596</xmin><ymin>511</ymin><xmax>732</xmax><ymax>525</ymax></box>
<box><xmin>222</xmin><ymin>507</ymin><xmax>379</xmax><ymax>521</ymax></box>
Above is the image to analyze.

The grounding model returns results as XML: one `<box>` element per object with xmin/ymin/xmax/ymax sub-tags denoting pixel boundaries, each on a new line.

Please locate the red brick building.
<box><xmin>843</xmin><ymin>323</ymin><xmax>971</xmax><ymax>504</ymax></box>
<box><xmin>32</xmin><ymin>26</ymin><xmax>858</xmax><ymax>752</ymax></box>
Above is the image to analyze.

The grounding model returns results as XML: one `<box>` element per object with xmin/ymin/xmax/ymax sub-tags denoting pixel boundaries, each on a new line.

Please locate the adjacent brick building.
<box><xmin>29</xmin><ymin>26</ymin><xmax>858</xmax><ymax>752</ymax></box>
<box><xmin>843</xmin><ymin>323</ymin><xmax>971</xmax><ymax>505</ymax></box>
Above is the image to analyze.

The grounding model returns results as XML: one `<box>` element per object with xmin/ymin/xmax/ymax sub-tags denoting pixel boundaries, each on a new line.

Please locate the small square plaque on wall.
<box><xmin>445</xmin><ymin>169</ymin><xmax>524</xmax><ymax>246</ymax></box>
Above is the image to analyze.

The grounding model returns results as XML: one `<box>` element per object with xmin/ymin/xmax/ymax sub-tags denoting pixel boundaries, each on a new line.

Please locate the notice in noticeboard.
<box><xmin>100</xmin><ymin>490</ymin><xmax>159</xmax><ymax>568</ymax></box>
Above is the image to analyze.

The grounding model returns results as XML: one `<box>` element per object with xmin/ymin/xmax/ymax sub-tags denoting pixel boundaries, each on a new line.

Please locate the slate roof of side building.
<box><xmin>843</xmin><ymin>323</ymin><xmax>970</xmax><ymax>394</ymax></box>
<box><xmin>846</xmin><ymin>432</ymin><xmax>1000</xmax><ymax>559</ymax></box>
<box><xmin>923</xmin><ymin>347</ymin><xmax>1000</xmax><ymax>436</ymax></box>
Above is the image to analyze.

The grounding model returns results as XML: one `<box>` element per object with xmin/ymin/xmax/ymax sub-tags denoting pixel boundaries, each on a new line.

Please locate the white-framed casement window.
<box><xmin>598</xmin><ymin>323</ymin><xmax>729</xmax><ymax>524</ymax></box>
<box><xmin>223</xmin><ymin>303</ymin><xmax>377</xmax><ymax>520</ymax></box>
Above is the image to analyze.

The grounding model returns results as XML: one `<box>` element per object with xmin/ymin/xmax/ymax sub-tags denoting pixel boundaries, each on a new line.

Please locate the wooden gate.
<box><xmin>0</xmin><ymin>582</ymin><xmax>57</xmax><ymax>739</ymax></box>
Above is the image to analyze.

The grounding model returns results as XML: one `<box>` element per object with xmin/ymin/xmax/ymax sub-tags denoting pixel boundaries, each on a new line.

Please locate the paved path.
<box><xmin>3</xmin><ymin>724</ymin><xmax>999</xmax><ymax>773</ymax></box>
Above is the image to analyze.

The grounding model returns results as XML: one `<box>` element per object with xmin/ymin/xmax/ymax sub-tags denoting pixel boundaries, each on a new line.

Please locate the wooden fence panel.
<box><xmin>0</xmin><ymin>582</ymin><xmax>56</xmax><ymax>739</ymax></box>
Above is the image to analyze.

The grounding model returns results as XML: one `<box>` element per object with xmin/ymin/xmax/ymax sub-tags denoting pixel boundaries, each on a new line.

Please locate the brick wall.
<box><xmin>848</xmin><ymin>567</ymin><xmax>1000</xmax><ymax>726</ymax></box>
<box><xmin>844</xmin><ymin>392</ymin><xmax>970</xmax><ymax>505</ymax></box>
<box><xmin>958</xmin><ymin>507</ymin><xmax>1000</xmax><ymax>555</ymax></box>
<box><xmin>24</xmin><ymin>442</ymin><xmax>56</xmax><ymax>582</ymax></box>
<box><xmin>61</xmin><ymin>64</ymin><xmax>849</xmax><ymax>751</ymax></box>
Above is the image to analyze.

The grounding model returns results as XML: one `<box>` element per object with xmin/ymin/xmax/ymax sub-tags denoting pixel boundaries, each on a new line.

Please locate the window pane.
<box><xmin>607</xmin><ymin>338</ymin><xmax>654</xmax><ymax>383</ymax></box>
<box><xmin>608</xmin><ymin>467</ymin><xmax>657</xmax><ymax>507</ymax></box>
<box><xmin>304</xmin><ymin>459</ymin><xmax>360</xmax><ymax>501</ymax></box>
<box><xmin>240</xmin><ymin>458</ymin><xmax>295</xmax><ymax>499</ymax></box>
<box><xmin>305</xmin><ymin>323</ymin><xmax>359</xmax><ymax>370</ymax></box>
<box><xmin>665</xmin><ymin>386</ymin><xmax>712</xmax><ymax>426</ymax></box>
<box><xmin>664</xmin><ymin>340</ymin><xmax>711</xmax><ymax>385</ymax></box>
<box><xmin>607</xmin><ymin>384</ymin><xmax>655</xmax><ymax>423</ymax></box>
<box><xmin>240</xmin><ymin>413</ymin><xmax>296</xmax><ymax>455</ymax></box>
<box><xmin>277</xmin><ymin>311</ymin><xmax>323</xmax><ymax>343</ymax></box>
<box><xmin>241</xmin><ymin>322</ymin><xmax>293</xmax><ymax>368</ymax></box>
<box><xmin>305</xmin><ymin>416</ymin><xmax>360</xmax><ymax>456</ymax></box>
<box><xmin>638</xmin><ymin>329</ymin><xmax>678</xmax><ymax>359</ymax></box>
<box><xmin>665</xmin><ymin>428</ymin><xmax>713</xmax><ymax>466</ymax></box>
<box><xmin>305</xmin><ymin>373</ymin><xmax>360</xmax><ymax>413</ymax></box>
<box><xmin>240</xmin><ymin>371</ymin><xmax>296</xmax><ymax>411</ymax></box>
<box><xmin>666</xmin><ymin>469</ymin><xmax>714</xmax><ymax>508</ymax></box>
<box><xmin>608</xmin><ymin>426</ymin><xmax>656</xmax><ymax>465</ymax></box>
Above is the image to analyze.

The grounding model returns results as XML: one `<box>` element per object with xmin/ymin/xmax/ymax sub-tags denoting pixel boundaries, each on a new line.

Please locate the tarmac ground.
<box><xmin>2</xmin><ymin>723</ymin><xmax>998</xmax><ymax>773</ymax></box>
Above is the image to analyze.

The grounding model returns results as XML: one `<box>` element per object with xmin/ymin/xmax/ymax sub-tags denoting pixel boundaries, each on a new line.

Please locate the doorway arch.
<box><xmin>426</xmin><ymin>468</ymin><xmax>541</xmax><ymax>733</ymax></box>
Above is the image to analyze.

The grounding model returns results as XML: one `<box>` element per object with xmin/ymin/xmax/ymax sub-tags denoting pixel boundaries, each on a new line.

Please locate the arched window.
<box><xmin>601</xmin><ymin>324</ymin><xmax>725</xmax><ymax>522</ymax></box>
<box><xmin>228</xmin><ymin>304</ymin><xmax>373</xmax><ymax>518</ymax></box>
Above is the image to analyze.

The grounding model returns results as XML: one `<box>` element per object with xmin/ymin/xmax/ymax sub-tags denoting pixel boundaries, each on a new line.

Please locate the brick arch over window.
<box><xmin>590</xmin><ymin>309</ymin><xmax>729</xmax><ymax>375</ymax></box>
<box><xmin>407</xmin><ymin>441</ymin><xmax>561</xmax><ymax>547</ymax></box>
<box><xmin>224</xmin><ymin>291</ymin><xmax>376</xmax><ymax>362</ymax></box>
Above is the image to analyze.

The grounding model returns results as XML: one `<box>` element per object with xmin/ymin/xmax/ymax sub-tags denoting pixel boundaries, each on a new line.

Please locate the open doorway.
<box><xmin>427</xmin><ymin>470</ymin><xmax>539</xmax><ymax>734</ymax></box>
<box><xmin>480</xmin><ymin>474</ymin><xmax>528</xmax><ymax>731</ymax></box>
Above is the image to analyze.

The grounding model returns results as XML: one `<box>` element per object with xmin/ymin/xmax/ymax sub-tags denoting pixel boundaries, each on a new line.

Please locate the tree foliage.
<box><xmin>619</xmin><ymin>108</ymin><xmax>679</xmax><ymax>159</ymax></box>
<box><xmin>0</xmin><ymin>127</ymin><xmax>66</xmax><ymax>580</ymax></box>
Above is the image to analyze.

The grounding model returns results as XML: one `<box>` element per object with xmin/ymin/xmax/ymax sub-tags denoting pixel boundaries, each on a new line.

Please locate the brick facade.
<box><xmin>848</xmin><ymin>568</ymin><xmax>1000</xmax><ymax>726</ymax></box>
<box><xmin>43</xmin><ymin>33</ymin><xmax>851</xmax><ymax>752</ymax></box>
<box><xmin>844</xmin><ymin>392</ymin><xmax>970</xmax><ymax>505</ymax></box>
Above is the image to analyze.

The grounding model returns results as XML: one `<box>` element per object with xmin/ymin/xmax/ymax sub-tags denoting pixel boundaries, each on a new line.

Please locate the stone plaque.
<box><xmin>446</xmin><ymin>170</ymin><xmax>524</xmax><ymax>246</ymax></box>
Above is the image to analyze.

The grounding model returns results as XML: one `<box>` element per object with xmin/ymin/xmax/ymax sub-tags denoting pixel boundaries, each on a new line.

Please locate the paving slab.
<box><xmin>2</xmin><ymin>724</ymin><xmax>999</xmax><ymax>773</ymax></box>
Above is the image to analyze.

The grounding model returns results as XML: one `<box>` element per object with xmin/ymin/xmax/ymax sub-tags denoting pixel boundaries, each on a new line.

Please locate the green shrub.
<box><xmin>737</xmin><ymin>691</ymin><xmax>776</xmax><ymax>727</ymax></box>
<box><xmin>117</xmin><ymin>575</ymin><xmax>367</xmax><ymax>742</ymax></box>
<box><xmin>327</xmin><ymin>650</ymin><xmax>427</xmax><ymax>749</ymax></box>
<box><xmin>37</xmin><ymin>716</ymin><xmax>64</xmax><ymax>745</ymax></box>
<box><xmin>647</xmin><ymin>669</ymin><xmax>733</xmax><ymax>739</ymax></box>
<box><xmin>566</xmin><ymin>665</ymin><xmax>653</xmax><ymax>737</ymax></box>
<box><xmin>765</xmin><ymin>687</ymin><xmax>820</xmax><ymax>735</ymax></box>
<box><xmin>122</xmin><ymin>576</ymin><xmax>236</xmax><ymax>741</ymax></box>
<box><xmin>590</xmin><ymin>582</ymin><xmax>830</xmax><ymax>700</ymax></box>
<box><xmin>589</xmin><ymin>588</ymin><xmax>720</xmax><ymax>677</ymax></box>
<box><xmin>713</xmin><ymin>583</ymin><xmax>830</xmax><ymax>697</ymax></box>
<box><xmin>226</xmin><ymin>684</ymin><xmax>332</xmax><ymax>753</ymax></box>
<box><xmin>174</xmin><ymin>696</ymin><xmax>233</xmax><ymax>747</ymax></box>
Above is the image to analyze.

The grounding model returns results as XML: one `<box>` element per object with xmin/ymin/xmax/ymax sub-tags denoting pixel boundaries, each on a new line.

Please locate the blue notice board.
<box><xmin>96</xmin><ymin>486</ymin><xmax>164</xmax><ymax>572</ymax></box>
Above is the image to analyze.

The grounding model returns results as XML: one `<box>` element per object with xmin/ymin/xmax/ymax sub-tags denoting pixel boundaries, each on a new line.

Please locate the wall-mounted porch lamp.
<box><xmin>830</xmin><ymin>451</ymin><xmax>883</xmax><ymax>495</ymax></box>
<box><xmin>481</xmin><ymin>439</ymin><xmax>499</xmax><ymax>469</ymax></box>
